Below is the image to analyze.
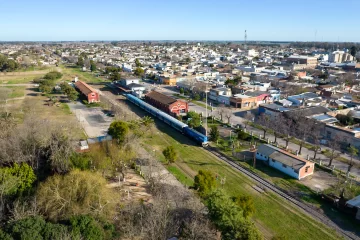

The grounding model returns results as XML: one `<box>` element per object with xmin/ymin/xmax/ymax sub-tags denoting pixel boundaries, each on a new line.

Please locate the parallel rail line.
<box><xmin>205</xmin><ymin>146</ymin><xmax>359</xmax><ymax>240</ymax></box>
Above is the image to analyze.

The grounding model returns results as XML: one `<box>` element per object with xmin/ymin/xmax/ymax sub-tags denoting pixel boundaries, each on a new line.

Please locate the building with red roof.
<box><xmin>75</xmin><ymin>80</ymin><xmax>100</xmax><ymax>103</ymax></box>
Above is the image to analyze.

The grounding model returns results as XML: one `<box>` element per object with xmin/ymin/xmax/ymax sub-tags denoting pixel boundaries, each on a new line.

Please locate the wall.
<box><xmin>256</xmin><ymin>152</ymin><xmax>300</xmax><ymax>179</ymax></box>
<box><xmin>298</xmin><ymin>162</ymin><xmax>315</xmax><ymax>179</ymax></box>
<box><xmin>87</xmin><ymin>92</ymin><xmax>100</xmax><ymax>103</ymax></box>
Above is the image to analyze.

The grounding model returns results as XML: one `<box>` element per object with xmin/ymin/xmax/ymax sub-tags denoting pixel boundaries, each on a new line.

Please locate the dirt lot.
<box><xmin>301</xmin><ymin>170</ymin><xmax>339</xmax><ymax>192</ymax></box>
<box><xmin>68</xmin><ymin>102</ymin><xmax>114</xmax><ymax>138</ymax></box>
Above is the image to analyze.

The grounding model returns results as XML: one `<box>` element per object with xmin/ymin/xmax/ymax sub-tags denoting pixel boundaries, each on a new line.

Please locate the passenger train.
<box><xmin>125</xmin><ymin>94</ymin><xmax>208</xmax><ymax>146</ymax></box>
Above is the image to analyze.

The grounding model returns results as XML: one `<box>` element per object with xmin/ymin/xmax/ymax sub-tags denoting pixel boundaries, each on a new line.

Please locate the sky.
<box><xmin>0</xmin><ymin>0</ymin><xmax>359</xmax><ymax>42</ymax></box>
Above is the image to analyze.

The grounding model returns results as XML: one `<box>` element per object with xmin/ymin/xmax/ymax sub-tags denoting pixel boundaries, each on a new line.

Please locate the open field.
<box><xmin>137</xmin><ymin>115</ymin><xmax>341</xmax><ymax>240</ymax></box>
<box><xmin>0</xmin><ymin>68</ymin><xmax>60</xmax><ymax>84</ymax></box>
<box><xmin>3</xmin><ymin>86</ymin><xmax>26</xmax><ymax>98</ymax></box>
<box><xmin>61</xmin><ymin>65</ymin><xmax>108</xmax><ymax>83</ymax></box>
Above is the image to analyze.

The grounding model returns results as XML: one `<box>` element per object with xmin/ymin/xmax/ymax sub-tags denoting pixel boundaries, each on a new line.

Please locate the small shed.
<box><xmin>79</xmin><ymin>140</ymin><xmax>89</xmax><ymax>150</ymax></box>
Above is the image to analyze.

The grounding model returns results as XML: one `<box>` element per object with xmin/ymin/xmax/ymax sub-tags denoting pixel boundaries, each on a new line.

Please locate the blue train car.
<box><xmin>183</xmin><ymin>127</ymin><xmax>208</xmax><ymax>146</ymax></box>
<box><xmin>126</xmin><ymin>94</ymin><xmax>208</xmax><ymax>146</ymax></box>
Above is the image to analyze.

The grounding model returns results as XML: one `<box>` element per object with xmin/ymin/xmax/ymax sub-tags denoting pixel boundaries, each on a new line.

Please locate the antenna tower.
<box><xmin>244</xmin><ymin>30</ymin><xmax>247</xmax><ymax>50</ymax></box>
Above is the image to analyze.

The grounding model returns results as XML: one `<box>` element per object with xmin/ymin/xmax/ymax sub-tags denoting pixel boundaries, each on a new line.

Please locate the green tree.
<box><xmin>70</xmin><ymin>215</ymin><xmax>105</xmax><ymax>240</ymax></box>
<box><xmin>133</xmin><ymin>67</ymin><xmax>144</xmax><ymax>76</ymax></box>
<box><xmin>39</xmin><ymin>81</ymin><xmax>54</xmax><ymax>94</ymax></box>
<box><xmin>135</xmin><ymin>58</ymin><xmax>142</xmax><ymax>67</ymax></box>
<box><xmin>209</xmin><ymin>125</ymin><xmax>220</xmax><ymax>142</ymax></box>
<box><xmin>90</xmin><ymin>61</ymin><xmax>97</xmax><ymax>72</ymax></box>
<box><xmin>7</xmin><ymin>163</ymin><xmax>36</xmax><ymax>195</ymax></box>
<box><xmin>350</xmin><ymin>46</ymin><xmax>357</xmax><ymax>57</ymax></box>
<box><xmin>110</xmin><ymin>71</ymin><xmax>121</xmax><ymax>81</ymax></box>
<box><xmin>207</xmin><ymin>190</ymin><xmax>262</xmax><ymax>240</ymax></box>
<box><xmin>233</xmin><ymin>195</ymin><xmax>255</xmax><ymax>218</ymax></box>
<box><xmin>70</xmin><ymin>153</ymin><xmax>91</xmax><ymax>170</ymax></box>
<box><xmin>237</xmin><ymin>129</ymin><xmax>248</xmax><ymax>141</ymax></box>
<box><xmin>5</xmin><ymin>216</ymin><xmax>46</xmax><ymax>240</ymax></box>
<box><xmin>193</xmin><ymin>93</ymin><xmax>200</xmax><ymax>101</ymax></box>
<box><xmin>44</xmin><ymin>71</ymin><xmax>62</xmax><ymax>80</ymax></box>
<box><xmin>77</xmin><ymin>57</ymin><xmax>84</xmax><ymax>67</ymax></box>
<box><xmin>187</xmin><ymin>111</ymin><xmax>201</xmax><ymax>128</ymax></box>
<box><xmin>108</xmin><ymin>121</ymin><xmax>129</xmax><ymax>144</ymax></box>
<box><xmin>67</xmin><ymin>88</ymin><xmax>79</xmax><ymax>101</ymax></box>
<box><xmin>179</xmin><ymin>88</ymin><xmax>184</xmax><ymax>94</ymax></box>
<box><xmin>193</xmin><ymin>170</ymin><xmax>216</xmax><ymax>196</ymax></box>
<box><xmin>162</xmin><ymin>146</ymin><xmax>177</xmax><ymax>164</ymax></box>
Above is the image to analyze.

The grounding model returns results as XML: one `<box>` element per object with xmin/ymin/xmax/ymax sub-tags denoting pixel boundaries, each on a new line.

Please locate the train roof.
<box><xmin>126</xmin><ymin>94</ymin><xmax>188</xmax><ymax>129</ymax></box>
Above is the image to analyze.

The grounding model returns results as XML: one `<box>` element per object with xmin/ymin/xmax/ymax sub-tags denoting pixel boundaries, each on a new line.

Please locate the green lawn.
<box><xmin>62</xmin><ymin>65</ymin><xmax>108</xmax><ymax>83</ymax></box>
<box><xmin>141</xmin><ymin>121</ymin><xmax>341</xmax><ymax>240</ymax></box>
<box><xmin>167</xmin><ymin>165</ymin><xmax>194</xmax><ymax>187</ymax></box>
<box><xmin>60</xmin><ymin>103</ymin><xmax>72</xmax><ymax>115</ymax></box>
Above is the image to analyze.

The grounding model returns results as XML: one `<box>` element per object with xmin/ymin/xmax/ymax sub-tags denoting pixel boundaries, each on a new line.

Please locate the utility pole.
<box><xmin>205</xmin><ymin>81</ymin><xmax>208</xmax><ymax>136</ymax></box>
<box><xmin>244</xmin><ymin>30</ymin><xmax>248</xmax><ymax>50</ymax></box>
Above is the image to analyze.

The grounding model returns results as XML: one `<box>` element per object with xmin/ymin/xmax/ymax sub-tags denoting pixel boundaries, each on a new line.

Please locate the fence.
<box><xmin>87</xmin><ymin>135</ymin><xmax>112</xmax><ymax>144</ymax></box>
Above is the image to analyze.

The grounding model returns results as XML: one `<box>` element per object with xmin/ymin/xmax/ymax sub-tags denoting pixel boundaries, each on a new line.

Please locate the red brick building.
<box><xmin>145</xmin><ymin>91</ymin><xmax>188</xmax><ymax>116</ymax></box>
<box><xmin>75</xmin><ymin>81</ymin><xmax>100</xmax><ymax>103</ymax></box>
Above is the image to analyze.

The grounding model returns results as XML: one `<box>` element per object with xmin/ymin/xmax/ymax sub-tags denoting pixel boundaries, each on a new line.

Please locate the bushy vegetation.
<box><xmin>1</xmin><ymin>215</ymin><xmax>116</xmax><ymax>240</ymax></box>
<box><xmin>187</xmin><ymin>111</ymin><xmax>201</xmax><ymax>128</ymax></box>
<box><xmin>0</xmin><ymin>54</ymin><xmax>19</xmax><ymax>72</ymax></box>
<box><xmin>37</xmin><ymin>71</ymin><xmax>63</xmax><ymax>94</ymax></box>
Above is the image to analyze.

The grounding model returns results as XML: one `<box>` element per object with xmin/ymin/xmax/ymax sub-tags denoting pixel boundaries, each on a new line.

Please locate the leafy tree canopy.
<box><xmin>108</xmin><ymin>121</ymin><xmax>129</xmax><ymax>144</ymax></box>
<box><xmin>162</xmin><ymin>146</ymin><xmax>177</xmax><ymax>164</ymax></box>
<box><xmin>193</xmin><ymin>170</ymin><xmax>216</xmax><ymax>196</ymax></box>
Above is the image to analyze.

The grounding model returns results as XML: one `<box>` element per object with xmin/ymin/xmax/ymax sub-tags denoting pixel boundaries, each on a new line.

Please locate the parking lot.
<box><xmin>68</xmin><ymin>102</ymin><xmax>114</xmax><ymax>138</ymax></box>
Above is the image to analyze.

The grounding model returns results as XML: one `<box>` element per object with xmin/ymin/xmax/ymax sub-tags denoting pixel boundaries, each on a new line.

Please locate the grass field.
<box><xmin>4</xmin><ymin>86</ymin><xmax>26</xmax><ymax>98</ymax></box>
<box><xmin>0</xmin><ymin>68</ymin><xmax>59</xmax><ymax>84</ymax></box>
<box><xmin>61</xmin><ymin>65</ymin><xmax>107</xmax><ymax>83</ymax></box>
<box><xmin>141</xmin><ymin>120</ymin><xmax>341</xmax><ymax>240</ymax></box>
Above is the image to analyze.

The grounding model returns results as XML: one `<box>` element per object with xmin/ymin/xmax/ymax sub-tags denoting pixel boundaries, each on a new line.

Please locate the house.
<box><xmin>229</xmin><ymin>94</ymin><xmax>257</xmax><ymax>109</ymax></box>
<box><xmin>145</xmin><ymin>91</ymin><xmax>188</xmax><ymax>116</ymax></box>
<box><xmin>256</xmin><ymin>144</ymin><xmax>315</xmax><ymax>180</ymax></box>
<box><xmin>346</xmin><ymin>195</ymin><xmax>360</xmax><ymax>220</ymax></box>
<box><xmin>79</xmin><ymin>140</ymin><xmax>89</xmax><ymax>150</ymax></box>
<box><xmin>126</xmin><ymin>83</ymin><xmax>146</xmax><ymax>98</ymax></box>
<box><xmin>287</xmin><ymin>92</ymin><xmax>323</xmax><ymax>106</ymax></box>
<box><xmin>286</xmin><ymin>55</ymin><xmax>318</xmax><ymax>66</ymax></box>
<box><xmin>243</xmin><ymin>91</ymin><xmax>271</xmax><ymax>105</ymax></box>
<box><xmin>75</xmin><ymin>81</ymin><xmax>100</xmax><ymax>103</ymax></box>
<box><xmin>258</xmin><ymin>103</ymin><xmax>289</xmax><ymax>117</ymax></box>
<box><xmin>209</xmin><ymin>87</ymin><xmax>232</xmax><ymax>105</ymax></box>
<box><xmin>160</xmin><ymin>76</ymin><xmax>177</xmax><ymax>86</ymax></box>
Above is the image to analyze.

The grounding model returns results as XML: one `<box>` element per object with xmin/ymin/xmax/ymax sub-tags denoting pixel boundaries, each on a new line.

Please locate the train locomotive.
<box><xmin>126</xmin><ymin>94</ymin><xmax>208</xmax><ymax>146</ymax></box>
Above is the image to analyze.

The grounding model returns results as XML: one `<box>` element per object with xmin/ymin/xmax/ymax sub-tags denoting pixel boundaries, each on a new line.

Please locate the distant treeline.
<box><xmin>289</xmin><ymin>42</ymin><xmax>360</xmax><ymax>50</ymax></box>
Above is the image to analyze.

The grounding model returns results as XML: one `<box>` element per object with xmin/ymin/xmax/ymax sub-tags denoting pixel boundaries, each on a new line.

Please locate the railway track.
<box><xmin>98</xmin><ymin>88</ymin><xmax>358</xmax><ymax>239</ymax></box>
<box><xmin>205</xmin><ymin>146</ymin><xmax>359</xmax><ymax>240</ymax></box>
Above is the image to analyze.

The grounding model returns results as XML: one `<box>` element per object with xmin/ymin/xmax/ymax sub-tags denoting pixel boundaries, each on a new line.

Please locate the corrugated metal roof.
<box><xmin>75</xmin><ymin>81</ymin><xmax>97</xmax><ymax>95</ymax></box>
<box><xmin>347</xmin><ymin>195</ymin><xmax>360</xmax><ymax>208</ymax></box>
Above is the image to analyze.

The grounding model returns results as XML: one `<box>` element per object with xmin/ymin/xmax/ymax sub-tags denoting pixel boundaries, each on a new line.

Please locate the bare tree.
<box><xmin>310</xmin><ymin>126</ymin><xmax>322</xmax><ymax>160</ymax></box>
<box><xmin>347</xmin><ymin>146</ymin><xmax>358</xmax><ymax>179</ymax></box>
<box><xmin>243</xmin><ymin>111</ymin><xmax>254</xmax><ymax>129</ymax></box>
<box><xmin>277</xmin><ymin>114</ymin><xmax>295</xmax><ymax>149</ymax></box>
<box><xmin>217</xmin><ymin>104</ymin><xmax>226</xmax><ymax>122</ymax></box>
<box><xmin>327</xmin><ymin>136</ymin><xmax>340</xmax><ymax>167</ymax></box>
<box><xmin>257</xmin><ymin>114</ymin><xmax>271</xmax><ymax>139</ymax></box>
<box><xmin>224</xmin><ymin>108</ymin><xmax>232</xmax><ymax>124</ymax></box>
